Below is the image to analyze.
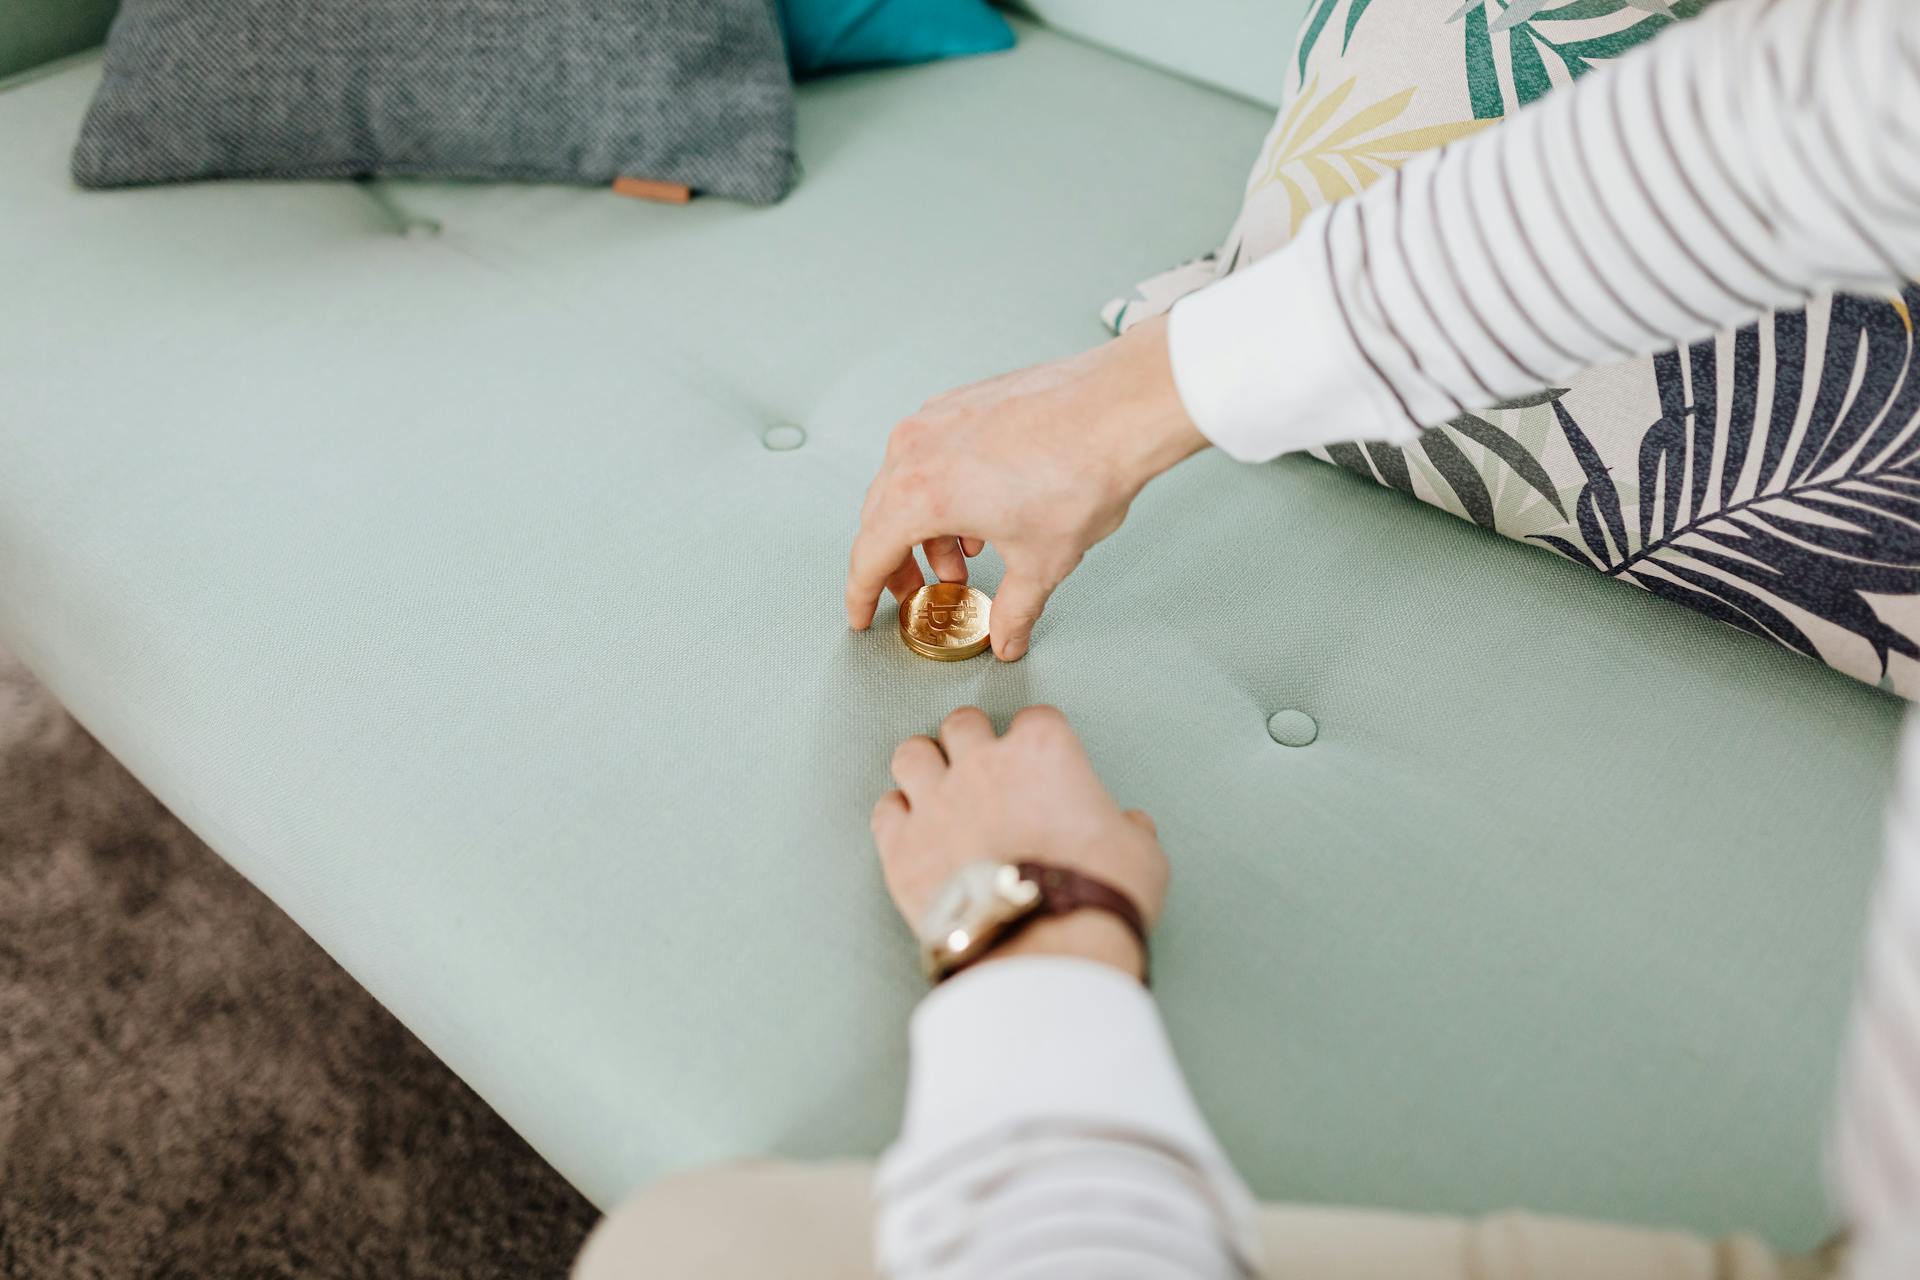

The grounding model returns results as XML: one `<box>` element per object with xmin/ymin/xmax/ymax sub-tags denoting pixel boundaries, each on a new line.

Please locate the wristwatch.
<box><xmin>915</xmin><ymin>859</ymin><xmax>1149</xmax><ymax>983</ymax></box>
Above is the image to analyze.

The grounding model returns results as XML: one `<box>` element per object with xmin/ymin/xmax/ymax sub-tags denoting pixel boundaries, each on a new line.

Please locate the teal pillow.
<box><xmin>781</xmin><ymin>0</ymin><xmax>1014</xmax><ymax>76</ymax></box>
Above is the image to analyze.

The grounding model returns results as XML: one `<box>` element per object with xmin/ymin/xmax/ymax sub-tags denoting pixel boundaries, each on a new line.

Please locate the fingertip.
<box><xmin>923</xmin><ymin>536</ymin><xmax>968</xmax><ymax>585</ymax></box>
<box><xmin>990</xmin><ymin>614</ymin><xmax>1033</xmax><ymax>661</ymax></box>
<box><xmin>937</xmin><ymin>705</ymin><xmax>996</xmax><ymax>756</ymax></box>
<box><xmin>885</xmin><ymin>559</ymin><xmax>926</xmax><ymax>605</ymax></box>
<box><xmin>986</xmin><ymin>572</ymin><xmax>1051</xmax><ymax>663</ymax></box>
<box><xmin>1009</xmin><ymin>703</ymin><xmax>1067</xmax><ymax>732</ymax></box>
<box><xmin>889</xmin><ymin>734</ymin><xmax>948</xmax><ymax>795</ymax></box>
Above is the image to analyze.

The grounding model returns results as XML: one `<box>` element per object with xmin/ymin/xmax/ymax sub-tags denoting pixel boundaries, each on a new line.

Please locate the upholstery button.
<box><xmin>762</xmin><ymin>424</ymin><xmax>807</xmax><ymax>451</ymax></box>
<box><xmin>1266</xmin><ymin>709</ymin><xmax>1318</xmax><ymax>747</ymax></box>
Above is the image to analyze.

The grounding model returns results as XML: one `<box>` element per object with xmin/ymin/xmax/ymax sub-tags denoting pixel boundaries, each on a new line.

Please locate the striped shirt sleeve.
<box><xmin>1167</xmin><ymin>0</ymin><xmax>1920</xmax><ymax>463</ymax></box>
<box><xmin>874</xmin><ymin>958</ymin><xmax>1260</xmax><ymax>1280</ymax></box>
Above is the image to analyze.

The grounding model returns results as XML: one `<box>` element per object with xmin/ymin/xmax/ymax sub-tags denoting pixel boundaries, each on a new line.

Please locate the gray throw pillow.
<box><xmin>71</xmin><ymin>0</ymin><xmax>797</xmax><ymax>203</ymax></box>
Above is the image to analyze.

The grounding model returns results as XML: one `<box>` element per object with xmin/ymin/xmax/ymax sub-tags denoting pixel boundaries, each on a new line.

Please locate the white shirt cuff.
<box><xmin>1167</xmin><ymin>208</ymin><xmax>1419</xmax><ymax>463</ymax></box>
<box><xmin>893</xmin><ymin>958</ymin><xmax>1220</xmax><ymax>1158</ymax></box>
<box><xmin>877</xmin><ymin>958</ymin><xmax>1262</xmax><ymax>1274</ymax></box>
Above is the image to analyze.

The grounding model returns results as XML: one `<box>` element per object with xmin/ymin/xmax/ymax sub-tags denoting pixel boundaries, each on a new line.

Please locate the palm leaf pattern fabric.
<box><xmin>1244</xmin><ymin>72</ymin><xmax>1492</xmax><ymax>238</ymax></box>
<box><xmin>1106</xmin><ymin>0</ymin><xmax>1920</xmax><ymax>696</ymax></box>
<box><xmin>1448</xmin><ymin>0</ymin><xmax>1702</xmax><ymax>115</ymax></box>
<box><xmin>1566</xmin><ymin>297</ymin><xmax>1920</xmax><ymax>680</ymax></box>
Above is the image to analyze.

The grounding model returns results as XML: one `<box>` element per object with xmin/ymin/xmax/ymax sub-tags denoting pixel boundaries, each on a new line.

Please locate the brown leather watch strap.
<box><xmin>1013</xmin><ymin>861</ymin><xmax>1150</xmax><ymax>984</ymax></box>
<box><xmin>933</xmin><ymin>862</ymin><xmax>1153</xmax><ymax>985</ymax></box>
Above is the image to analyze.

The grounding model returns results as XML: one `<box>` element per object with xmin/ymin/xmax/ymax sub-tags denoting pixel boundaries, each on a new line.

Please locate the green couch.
<box><xmin>0</xmin><ymin>0</ymin><xmax>1900</xmax><ymax>1249</ymax></box>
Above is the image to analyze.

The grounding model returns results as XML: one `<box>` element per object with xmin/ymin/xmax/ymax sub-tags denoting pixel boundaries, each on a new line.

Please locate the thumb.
<box><xmin>1122</xmin><ymin>809</ymin><xmax>1157</xmax><ymax>837</ymax></box>
<box><xmin>988</xmin><ymin>571</ymin><xmax>1055</xmax><ymax>661</ymax></box>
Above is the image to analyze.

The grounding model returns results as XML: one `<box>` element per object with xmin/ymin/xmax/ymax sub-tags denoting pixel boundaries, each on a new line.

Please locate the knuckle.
<box><xmin>941</xmin><ymin>705</ymin><xmax>989</xmax><ymax>733</ymax></box>
<box><xmin>891</xmin><ymin>465</ymin><xmax>930</xmax><ymax>504</ymax></box>
<box><xmin>892</xmin><ymin>416</ymin><xmax>933</xmax><ymax>451</ymax></box>
<box><xmin>1010</xmin><ymin>704</ymin><xmax>1068</xmax><ymax>736</ymax></box>
<box><xmin>891</xmin><ymin>735</ymin><xmax>943</xmax><ymax>774</ymax></box>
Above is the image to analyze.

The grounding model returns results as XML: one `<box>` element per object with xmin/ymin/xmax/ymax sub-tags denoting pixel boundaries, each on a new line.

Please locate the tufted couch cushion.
<box><xmin>0</xmin><ymin>21</ymin><xmax>1902</xmax><ymax>1248</ymax></box>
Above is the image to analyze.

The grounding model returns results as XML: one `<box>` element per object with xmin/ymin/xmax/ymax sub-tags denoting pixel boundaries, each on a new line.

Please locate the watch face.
<box><xmin>918</xmin><ymin>861</ymin><xmax>1037</xmax><ymax>954</ymax></box>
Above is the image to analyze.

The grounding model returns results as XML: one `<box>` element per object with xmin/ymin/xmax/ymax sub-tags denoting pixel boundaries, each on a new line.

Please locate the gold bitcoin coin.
<box><xmin>899</xmin><ymin>582</ymin><xmax>992</xmax><ymax>661</ymax></box>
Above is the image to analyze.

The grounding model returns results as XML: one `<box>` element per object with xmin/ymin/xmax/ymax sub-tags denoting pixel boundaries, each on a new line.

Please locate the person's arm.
<box><xmin>845</xmin><ymin>0</ymin><xmax>1920</xmax><ymax>658</ymax></box>
<box><xmin>1172</xmin><ymin>0</ymin><xmax>1920</xmax><ymax>461</ymax></box>
<box><xmin>868</xmin><ymin>706</ymin><xmax>1258</xmax><ymax>1278</ymax></box>
<box><xmin>877</xmin><ymin>959</ymin><xmax>1257</xmax><ymax>1279</ymax></box>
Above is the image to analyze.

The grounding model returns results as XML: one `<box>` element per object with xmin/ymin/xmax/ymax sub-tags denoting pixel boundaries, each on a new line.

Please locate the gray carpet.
<box><xmin>0</xmin><ymin>651</ymin><xmax>599</xmax><ymax>1278</ymax></box>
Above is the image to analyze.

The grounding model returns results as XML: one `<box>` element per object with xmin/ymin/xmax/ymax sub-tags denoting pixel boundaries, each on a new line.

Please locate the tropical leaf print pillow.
<box><xmin>1106</xmin><ymin>0</ymin><xmax>1920</xmax><ymax>699</ymax></box>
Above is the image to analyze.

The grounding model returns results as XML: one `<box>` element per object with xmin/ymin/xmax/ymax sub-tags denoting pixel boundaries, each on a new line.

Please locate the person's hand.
<box><xmin>871</xmin><ymin>705</ymin><xmax>1169</xmax><ymax>978</ymax></box>
<box><xmin>846</xmin><ymin>314</ymin><xmax>1208</xmax><ymax>661</ymax></box>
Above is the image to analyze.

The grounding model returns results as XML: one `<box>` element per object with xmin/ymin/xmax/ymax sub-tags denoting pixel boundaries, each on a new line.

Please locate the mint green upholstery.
<box><xmin>0</xmin><ymin>19</ymin><xmax>1900</xmax><ymax>1251</ymax></box>
<box><xmin>1011</xmin><ymin>0</ymin><xmax>1310</xmax><ymax>105</ymax></box>
<box><xmin>0</xmin><ymin>0</ymin><xmax>116</xmax><ymax>79</ymax></box>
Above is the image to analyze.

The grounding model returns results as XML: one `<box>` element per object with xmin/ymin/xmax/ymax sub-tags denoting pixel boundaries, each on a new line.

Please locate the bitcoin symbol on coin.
<box><xmin>926</xmin><ymin>599</ymin><xmax>973</xmax><ymax>633</ymax></box>
<box><xmin>899</xmin><ymin>582</ymin><xmax>992</xmax><ymax>661</ymax></box>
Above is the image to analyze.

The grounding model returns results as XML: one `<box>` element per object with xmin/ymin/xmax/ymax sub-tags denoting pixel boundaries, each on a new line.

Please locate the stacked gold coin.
<box><xmin>899</xmin><ymin>582</ymin><xmax>992</xmax><ymax>661</ymax></box>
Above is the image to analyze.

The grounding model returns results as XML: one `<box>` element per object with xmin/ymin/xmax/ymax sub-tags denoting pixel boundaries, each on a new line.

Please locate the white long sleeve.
<box><xmin>875</xmin><ymin>805</ymin><xmax>1920</xmax><ymax>1280</ymax></box>
<box><xmin>873</xmin><ymin>957</ymin><xmax>1259</xmax><ymax>1279</ymax></box>
<box><xmin>1169</xmin><ymin>0</ymin><xmax>1920</xmax><ymax>462</ymax></box>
